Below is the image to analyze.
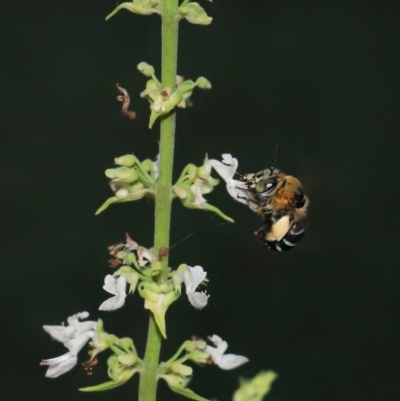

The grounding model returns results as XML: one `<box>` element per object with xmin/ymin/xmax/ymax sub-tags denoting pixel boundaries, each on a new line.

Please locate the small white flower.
<box><xmin>207</xmin><ymin>154</ymin><xmax>249</xmax><ymax>204</ymax></box>
<box><xmin>178</xmin><ymin>265</ymin><xmax>209</xmax><ymax>309</ymax></box>
<box><xmin>41</xmin><ymin>312</ymin><xmax>96</xmax><ymax>378</ymax></box>
<box><xmin>99</xmin><ymin>275</ymin><xmax>127</xmax><ymax>311</ymax></box>
<box><xmin>205</xmin><ymin>335</ymin><xmax>249</xmax><ymax>370</ymax></box>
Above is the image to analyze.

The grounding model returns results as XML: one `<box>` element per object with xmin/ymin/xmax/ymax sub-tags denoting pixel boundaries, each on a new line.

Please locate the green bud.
<box><xmin>183</xmin><ymin>340</ymin><xmax>196</xmax><ymax>352</ymax></box>
<box><xmin>171</xmin><ymin>362</ymin><xmax>193</xmax><ymax>377</ymax></box>
<box><xmin>161</xmin><ymin>373</ymin><xmax>189</xmax><ymax>390</ymax></box>
<box><xmin>196</xmin><ymin>165</ymin><xmax>209</xmax><ymax>179</ymax></box>
<box><xmin>105</xmin><ymin>169</ymin><xmax>117</xmax><ymax>179</ymax></box>
<box><xmin>114</xmin><ymin>154</ymin><xmax>137</xmax><ymax>167</ymax></box>
<box><xmin>179</xmin><ymin>3</ymin><xmax>213</xmax><ymax>25</ymax></box>
<box><xmin>117</xmin><ymin>353</ymin><xmax>137</xmax><ymax>367</ymax></box>
<box><xmin>196</xmin><ymin>77</ymin><xmax>212</xmax><ymax>89</ymax></box>
<box><xmin>114</xmin><ymin>167</ymin><xmax>139</xmax><ymax>181</ymax></box>
<box><xmin>185</xmin><ymin>164</ymin><xmax>198</xmax><ymax>179</ymax></box>
<box><xmin>141</xmin><ymin>158</ymin><xmax>153</xmax><ymax>172</ymax></box>
<box><xmin>137</xmin><ymin>61</ymin><xmax>155</xmax><ymax>77</ymax></box>
<box><xmin>188</xmin><ymin>350</ymin><xmax>210</xmax><ymax>365</ymax></box>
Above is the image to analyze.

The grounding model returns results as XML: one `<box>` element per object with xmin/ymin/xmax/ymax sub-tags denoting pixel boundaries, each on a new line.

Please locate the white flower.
<box><xmin>99</xmin><ymin>275</ymin><xmax>127</xmax><ymax>311</ymax></box>
<box><xmin>206</xmin><ymin>154</ymin><xmax>249</xmax><ymax>204</ymax></box>
<box><xmin>205</xmin><ymin>335</ymin><xmax>249</xmax><ymax>370</ymax></box>
<box><xmin>179</xmin><ymin>265</ymin><xmax>209</xmax><ymax>309</ymax></box>
<box><xmin>41</xmin><ymin>312</ymin><xmax>96</xmax><ymax>378</ymax></box>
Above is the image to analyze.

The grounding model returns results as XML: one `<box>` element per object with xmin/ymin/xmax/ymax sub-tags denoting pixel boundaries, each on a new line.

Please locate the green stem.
<box><xmin>138</xmin><ymin>2</ymin><xmax>179</xmax><ymax>401</ymax></box>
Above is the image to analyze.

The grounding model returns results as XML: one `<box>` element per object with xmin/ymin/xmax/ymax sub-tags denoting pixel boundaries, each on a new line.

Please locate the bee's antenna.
<box><xmin>274</xmin><ymin>144</ymin><xmax>280</xmax><ymax>167</ymax></box>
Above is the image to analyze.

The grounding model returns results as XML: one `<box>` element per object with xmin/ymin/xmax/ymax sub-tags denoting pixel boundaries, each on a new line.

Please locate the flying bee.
<box><xmin>235</xmin><ymin>156</ymin><xmax>309</xmax><ymax>252</ymax></box>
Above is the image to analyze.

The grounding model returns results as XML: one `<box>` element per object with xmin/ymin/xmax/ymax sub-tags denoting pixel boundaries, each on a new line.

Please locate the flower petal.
<box><xmin>187</xmin><ymin>291</ymin><xmax>209</xmax><ymax>309</ymax></box>
<box><xmin>183</xmin><ymin>265</ymin><xmax>207</xmax><ymax>293</ymax></box>
<box><xmin>103</xmin><ymin>274</ymin><xmax>119</xmax><ymax>295</ymax></box>
<box><xmin>99</xmin><ymin>293</ymin><xmax>127</xmax><ymax>311</ymax></box>
<box><xmin>42</xmin><ymin>352</ymin><xmax>78</xmax><ymax>378</ymax></box>
<box><xmin>207</xmin><ymin>154</ymin><xmax>237</xmax><ymax>181</ymax></box>
<box><xmin>207</xmin><ymin>154</ymin><xmax>249</xmax><ymax>205</ymax></box>
<box><xmin>99</xmin><ymin>276</ymin><xmax>127</xmax><ymax>311</ymax></box>
<box><xmin>216</xmin><ymin>354</ymin><xmax>249</xmax><ymax>370</ymax></box>
<box><xmin>65</xmin><ymin>331</ymin><xmax>95</xmax><ymax>355</ymax></box>
<box><xmin>42</xmin><ymin>324</ymin><xmax>74</xmax><ymax>343</ymax></box>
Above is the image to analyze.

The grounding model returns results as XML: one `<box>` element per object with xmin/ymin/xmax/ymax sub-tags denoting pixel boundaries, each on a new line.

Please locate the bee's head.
<box><xmin>252</xmin><ymin>167</ymin><xmax>279</xmax><ymax>195</ymax></box>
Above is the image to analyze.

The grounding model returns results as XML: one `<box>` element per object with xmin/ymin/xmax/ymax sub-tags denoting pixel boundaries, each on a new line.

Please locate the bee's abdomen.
<box><xmin>256</xmin><ymin>217</ymin><xmax>308</xmax><ymax>252</ymax></box>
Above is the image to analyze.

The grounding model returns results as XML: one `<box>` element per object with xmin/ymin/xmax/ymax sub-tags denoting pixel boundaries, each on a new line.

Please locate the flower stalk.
<box><xmin>139</xmin><ymin>1</ymin><xmax>180</xmax><ymax>401</ymax></box>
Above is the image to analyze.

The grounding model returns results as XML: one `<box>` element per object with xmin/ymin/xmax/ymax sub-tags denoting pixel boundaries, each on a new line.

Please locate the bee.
<box><xmin>236</xmin><ymin>156</ymin><xmax>309</xmax><ymax>251</ymax></box>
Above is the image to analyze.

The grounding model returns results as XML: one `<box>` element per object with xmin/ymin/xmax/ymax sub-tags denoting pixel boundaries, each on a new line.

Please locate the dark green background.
<box><xmin>1</xmin><ymin>1</ymin><xmax>399</xmax><ymax>400</ymax></box>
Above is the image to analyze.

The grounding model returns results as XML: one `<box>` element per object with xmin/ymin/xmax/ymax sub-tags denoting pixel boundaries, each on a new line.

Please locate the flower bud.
<box><xmin>117</xmin><ymin>353</ymin><xmax>137</xmax><ymax>367</ymax></box>
<box><xmin>188</xmin><ymin>350</ymin><xmax>210</xmax><ymax>365</ymax></box>
<box><xmin>105</xmin><ymin>169</ymin><xmax>117</xmax><ymax>179</ymax></box>
<box><xmin>114</xmin><ymin>167</ymin><xmax>139</xmax><ymax>181</ymax></box>
<box><xmin>196</xmin><ymin>77</ymin><xmax>212</xmax><ymax>89</ymax></box>
<box><xmin>179</xmin><ymin>3</ymin><xmax>213</xmax><ymax>25</ymax></box>
<box><xmin>137</xmin><ymin>62</ymin><xmax>155</xmax><ymax>77</ymax></box>
<box><xmin>114</xmin><ymin>154</ymin><xmax>137</xmax><ymax>167</ymax></box>
<box><xmin>161</xmin><ymin>373</ymin><xmax>189</xmax><ymax>389</ymax></box>
<box><xmin>171</xmin><ymin>362</ymin><xmax>192</xmax><ymax>376</ymax></box>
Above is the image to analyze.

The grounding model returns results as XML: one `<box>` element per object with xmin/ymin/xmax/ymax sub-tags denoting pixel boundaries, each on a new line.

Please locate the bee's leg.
<box><xmin>234</xmin><ymin>171</ymin><xmax>247</xmax><ymax>181</ymax></box>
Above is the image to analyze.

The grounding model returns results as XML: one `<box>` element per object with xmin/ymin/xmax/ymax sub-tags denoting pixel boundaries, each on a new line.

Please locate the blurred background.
<box><xmin>1</xmin><ymin>1</ymin><xmax>399</xmax><ymax>400</ymax></box>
